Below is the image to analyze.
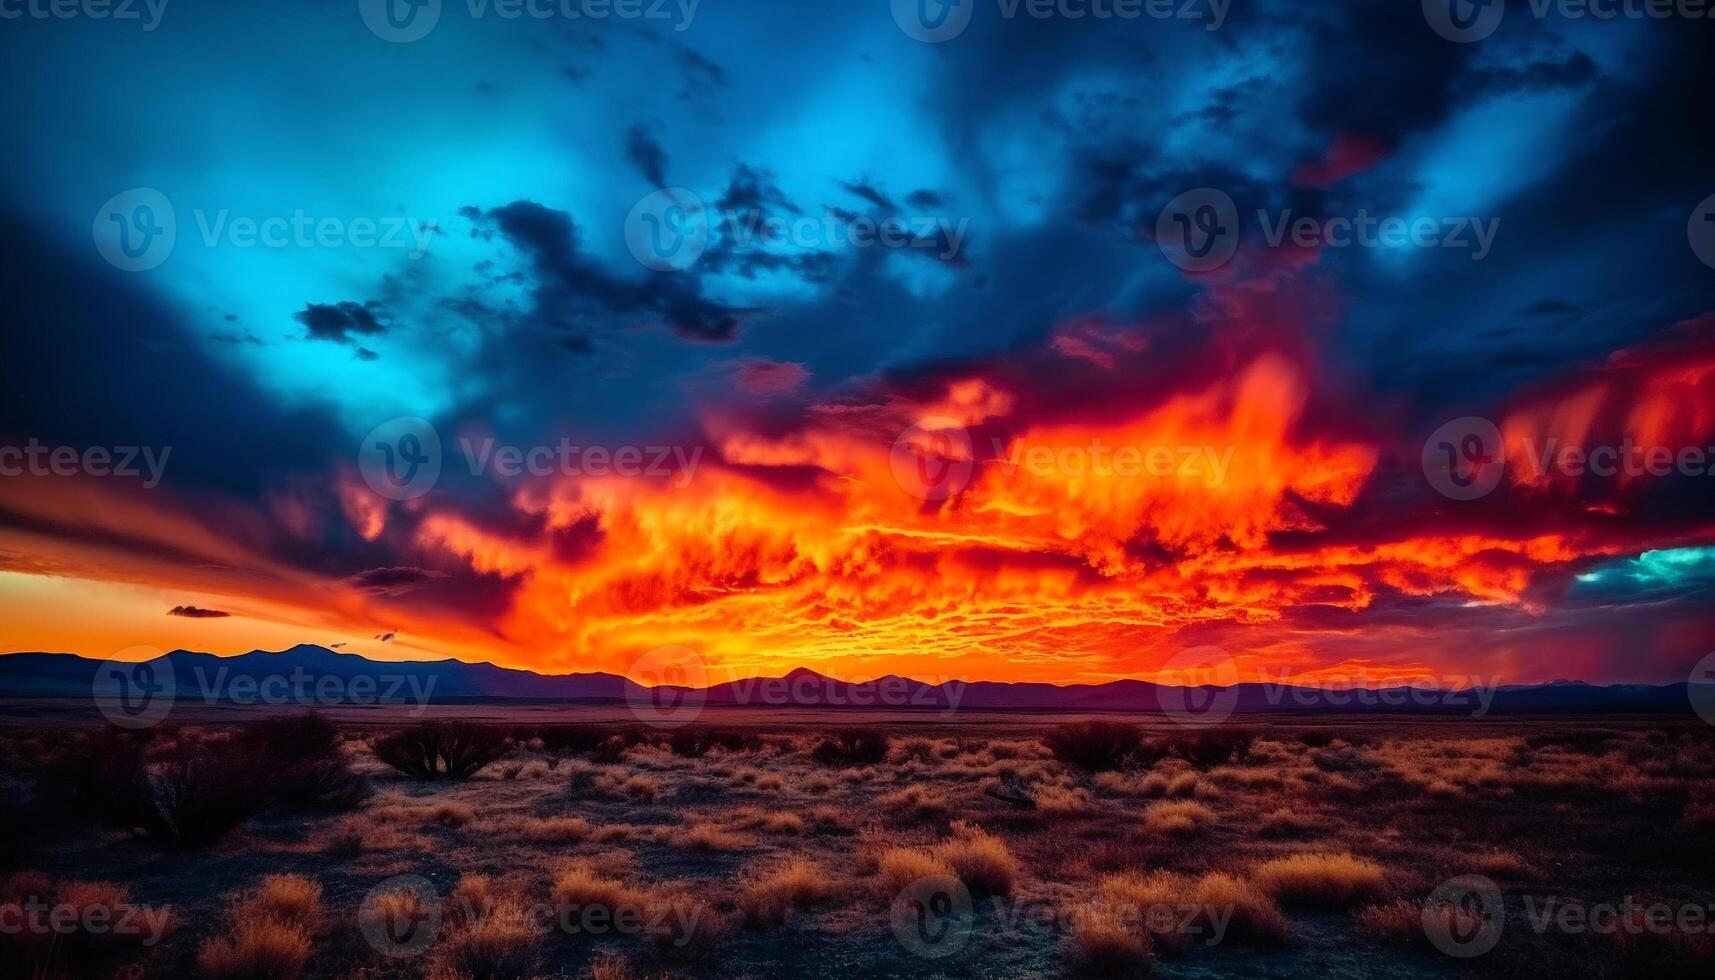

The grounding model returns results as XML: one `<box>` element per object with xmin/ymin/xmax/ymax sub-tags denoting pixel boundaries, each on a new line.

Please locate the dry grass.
<box><xmin>1143</xmin><ymin>800</ymin><xmax>1216</xmax><ymax>835</ymax></box>
<box><xmin>517</xmin><ymin>815</ymin><xmax>594</xmax><ymax>843</ymax></box>
<box><xmin>622</xmin><ymin>775</ymin><xmax>660</xmax><ymax>802</ymax></box>
<box><xmin>428</xmin><ymin>899</ymin><xmax>541</xmax><ymax>980</ymax></box>
<box><xmin>1068</xmin><ymin>901</ymin><xmax>1152</xmax><ymax>975</ymax></box>
<box><xmin>875</xmin><ymin>848</ymin><xmax>955</xmax><ymax>894</ymax></box>
<box><xmin>876</xmin><ymin>784</ymin><xmax>950</xmax><ymax>823</ymax></box>
<box><xmin>1034</xmin><ymin>784</ymin><xmax>1094</xmax><ymax>816</ymax></box>
<box><xmin>737</xmin><ymin>858</ymin><xmax>839</xmax><ymax>927</ymax></box>
<box><xmin>1250</xmin><ymin>851</ymin><xmax>1387</xmax><ymax>908</ymax></box>
<box><xmin>196</xmin><ymin>918</ymin><xmax>312</xmax><ymax>979</ymax></box>
<box><xmin>932</xmin><ymin>822</ymin><xmax>1020</xmax><ymax>896</ymax></box>
<box><xmin>1257</xmin><ymin>807</ymin><xmax>1320</xmax><ymax>837</ymax></box>
<box><xmin>551</xmin><ymin>865</ymin><xmax>643</xmax><ymax>913</ymax></box>
<box><xmin>667</xmin><ymin>822</ymin><xmax>748</xmax><ymax>853</ymax></box>
<box><xmin>428</xmin><ymin>800</ymin><xmax>477</xmax><ymax>828</ymax></box>
<box><xmin>246</xmin><ymin>875</ymin><xmax>322</xmax><ymax>933</ymax></box>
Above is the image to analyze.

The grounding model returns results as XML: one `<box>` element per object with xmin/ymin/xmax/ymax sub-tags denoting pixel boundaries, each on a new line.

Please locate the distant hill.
<box><xmin>0</xmin><ymin>645</ymin><xmax>1698</xmax><ymax>715</ymax></box>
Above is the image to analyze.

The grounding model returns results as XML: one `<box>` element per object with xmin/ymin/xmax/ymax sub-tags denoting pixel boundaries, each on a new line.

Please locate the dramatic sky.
<box><xmin>1</xmin><ymin>0</ymin><xmax>1713</xmax><ymax>685</ymax></box>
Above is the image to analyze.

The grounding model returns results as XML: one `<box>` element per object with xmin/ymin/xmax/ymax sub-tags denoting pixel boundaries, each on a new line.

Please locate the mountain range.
<box><xmin>0</xmin><ymin>645</ymin><xmax>1701</xmax><ymax>715</ymax></box>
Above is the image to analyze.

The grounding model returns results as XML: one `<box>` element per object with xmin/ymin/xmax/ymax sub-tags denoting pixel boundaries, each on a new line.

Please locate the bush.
<box><xmin>372</xmin><ymin>722</ymin><xmax>510</xmax><ymax>779</ymax></box>
<box><xmin>130</xmin><ymin>741</ymin><xmax>277</xmax><ymax>848</ymax></box>
<box><xmin>1043</xmin><ymin>722</ymin><xmax>1142</xmax><ymax>772</ymax></box>
<box><xmin>1250</xmin><ymin>852</ymin><xmax>1387</xmax><ymax>908</ymax></box>
<box><xmin>669</xmin><ymin>728</ymin><xmax>762</xmax><ymax>757</ymax></box>
<box><xmin>1158</xmin><ymin>729</ymin><xmax>1258</xmax><ymax>770</ymax></box>
<box><xmin>195</xmin><ymin>917</ymin><xmax>312</xmax><ymax>979</ymax></box>
<box><xmin>932</xmin><ymin>823</ymin><xmax>1019</xmax><ymax>896</ymax></box>
<box><xmin>234</xmin><ymin>714</ymin><xmax>369</xmax><ymax>810</ymax></box>
<box><xmin>737</xmin><ymin>858</ymin><xmax>837</xmax><ymax>927</ymax></box>
<box><xmin>810</xmin><ymin>729</ymin><xmax>891</xmax><ymax>766</ymax></box>
<box><xmin>429</xmin><ymin>900</ymin><xmax>541</xmax><ymax>980</ymax></box>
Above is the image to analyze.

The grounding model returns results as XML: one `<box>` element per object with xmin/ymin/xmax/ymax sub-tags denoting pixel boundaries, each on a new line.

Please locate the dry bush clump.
<box><xmin>551</xmin><ymin>865</ymin><xmax>644</xmax><ymax>914</ymax></box>
<box><xmin>517</xmin><ymin>815</ymin><xmax>593</xmax><ymax>843</ymax></box>
<box><xmin>1257</xmin><ymin>807</ymin><xmax>1321</xmax><ymax>837</ymax></box>
<box><xmin>622</xmin><ymin>774</ymin><xmax>661</xmax><ymax>802</ymax></box>
<box><xmin>737</xmin><ymin>858</ymin><xmax>839</xmax><ymax>927</ymax></box>
<box><xmin>372</xmin><ymin>721</ymin><xmax>510</xmax><ymax>780</ymax></box>
<box><xmin>1143</xmin><ymin>800</ymin><xmax>1216</xmax><ymax>836</ymax></box>
<box><xmin>196</xmin><ymin>874</ymin><xmax>324</xmax><ymax>979</ymax></box>
<box><xmin>1250</xmin><ymin>852</ymin><xmax>1387</xmax><ymax>908</ymax></box>
<box><xmin>932</xmin><ymin>822</ymin><xmax>1020</xmax><ymax>896</ymax></box>
<box><xmin>810</xmin><ymin>729</ymin><xmax>891</xmax><ymax>766</ymax></box>
<box><xmin>0</xmin><ymin>875</ymin><xmax>172</xmax><ymax>976</ymax></box>
<box><xmin>1067</xmin><ymin>901</ymin><xmax>1152</xmax><ymax>975</ymax></box>
<box><xmin>427</xmin><ymin>801</ymin><xmax>477</xmax><ymax>827</ymax></box>
<box><xmin>666</xmin><ymin>821</ymin><xmax>748</xmax><ymax>853</ymax></box>
<box><xmin>1033</xmin><ymin>784</ymin><xmax>1095</xmax><ymax>816</ymax></box>
<box><xmin>876</xmin><ymin>784</ymin><xmax>951</xmax><ymax>823</ymax></box>
<box><xmin>874</xmin><ymin>848</ymin><xmax>955</xmax><ymax>894</ymax></box>
<box><xmin>1043</xmin><ymin>721</ymin><xmax>1142</xmax><ymax>772</ymax></box>
<box><xmin>427</xmin><ymin>900</ymin><xmax>542</xmax><ymax>980</ymax></box>
<box><xmin>1092</xmin><ymin>870</ymin><xmax>1285</xmax><ymax>952</ymax></box>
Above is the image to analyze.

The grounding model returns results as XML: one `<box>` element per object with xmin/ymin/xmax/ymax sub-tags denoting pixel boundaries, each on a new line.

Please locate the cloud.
<box><xmin>168</xmin><ymin>605</ymin><xmax>231</xmax><ymax>618</ymax></box>
<box><xmin>294</xmin><ymin>301</ymin><xmax>386</xmax><ymax>345</ymax></box>
<box><xmin>732</xmin><ymin>358</ymin><xmax>809</xmax><ymax>395</ymax></box>
<box><xmin>624</xmin><ymin>124</ymin><xmax>668</xmax><ymax>187</ymax></box>
<box><xmin>349</xmin><ymin>566</ymin><xmax>449</xmax><ymax>595</ymax></box>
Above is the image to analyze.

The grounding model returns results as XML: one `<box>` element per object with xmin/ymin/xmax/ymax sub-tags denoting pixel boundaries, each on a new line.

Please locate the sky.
<box><xmin>1</xmin><ymin>0</ymin><xmax>1713</xmax><ymax>686</ymax></box>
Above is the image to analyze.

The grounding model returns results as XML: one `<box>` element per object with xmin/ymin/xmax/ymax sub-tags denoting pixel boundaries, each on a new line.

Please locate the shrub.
<box><xmin>737</xmin><ymin>858</ymin><xmax>837</xmax><ymax>927</ymax></box>
<box><xmin>1156</xmin><ymin>729</ymin><xmax>1258</xmax><ymax>770</ymax></box>
<box><xmin>1191</xmin><ymin>873</ymin><xmax>1286</xmax><ymax>945</ymax></box>
<box><xmin>1068</xmin><ymin>901</ymin><xmax>1152</xmax><ymax>976</ymax></box>
<box><xmin>810</xmin><ymin>729</ymin><xmax>891</xmax><ymax>766</ymax></box>
<box><xmin>1258</xmin><ymin>807</ymin><xmax>1319</xmax><ymax>837</ymax></box>
<box><xmin>876</xmin><ymin>785</ymin><xmax>951</xmax><ymax>823</ymax></box>
<box><xmin>622</xmin><ymin>775</ymin><xmax>661</xmax><ymax>802</ymax></box>
<box><xmin>668</xmin><ymin>728</ymin><xmax>762</xmax><ymax>757</ymax></box>
<box><xmin>235</xmin><ymin>714</ymin><xmax>370</xmax><ymax>810</ymax></box>
<box><xmin>132</xmin><ymin>741</ymin><xmax>276</xmax><ymax>848</ymax></box>
<box><xmin>429</xmin><ymin>900</ymin><xmax>541</xmax><ymax>980</ymax></box>
<box><xmin>426</xmin><ymin>801</ymin><xmax>476</xmax><ymax>827</ymax></box>
<box><xmin>1043</xmin><ymin>722</ymin><xmax>1142</xmax><ymax>772</ymax></box>
<box><xmin>195</xmin><ymin>918</ymin><xmax>312</xmax><ymax>979</ymax></box>
<box><xmin>642</xmin><ymin>891</ymin><xmax>725</xmax><ymax>962</ymax></box>
<box><xmin>933</xmin><ymin>823</ymin><xmax>1019</xmax><ymax>896</ymax></box>
<box><xmin>1250</xmin><ymin>852</ymin><xmax>1387</xmax><ymax>908</ymax></box>
<box><xmin>372</xmin><ymin>722</ymin><xmax>510</xmax><ymax>780</ymax></box>
<box><xmin>875</xmin><ymin>848</ymin><xmax>955</xmax><ymax>894</ymax></box>
<box><xmin>1143</xmin><ymin>800</ymin><xmax>1216</xmax><ymax>836</ymax></box>
<box><xmin>246</xmin><ymin>875</ymin><xmax>322</xmax><ymax>933</ymax></box>
<box><xmin>668</xmin><ymin>822</ymin><xmax>747</xmax><ymax>852</ymax></box>
<box><xmin>551</xmin><ymin>866</ymin><xmax>642</xmax><ymax>915</ymax></box>
<box><xmin>518</xmin><ymin>816</ymin><xmax>592</xmax><ymax>843</ymax></box>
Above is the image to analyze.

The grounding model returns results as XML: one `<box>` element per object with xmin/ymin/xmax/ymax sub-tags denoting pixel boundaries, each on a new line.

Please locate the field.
<box><xmin>2</xmin><ymin>709</ymin><xmax>1713</xmax><ymax>979</ymax></box>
